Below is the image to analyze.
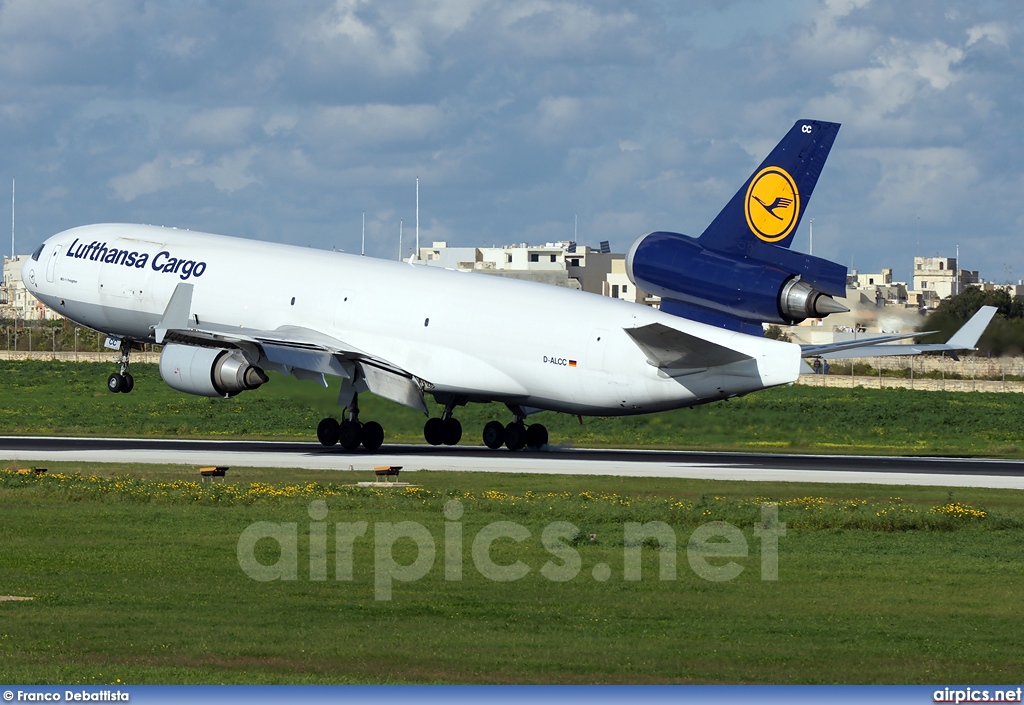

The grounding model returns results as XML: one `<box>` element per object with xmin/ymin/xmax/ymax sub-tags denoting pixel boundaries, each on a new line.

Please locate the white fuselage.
<box><xmin>23</xmin><ymin>224</ymin><xmax>800</xmax><ymax>416</ymax></box>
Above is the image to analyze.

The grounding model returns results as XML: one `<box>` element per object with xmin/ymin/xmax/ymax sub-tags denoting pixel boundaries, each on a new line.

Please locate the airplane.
<box><xmin>20</xmin><ymin>119</ymin><xmax>987</xmax><ymax>452</ymax></box>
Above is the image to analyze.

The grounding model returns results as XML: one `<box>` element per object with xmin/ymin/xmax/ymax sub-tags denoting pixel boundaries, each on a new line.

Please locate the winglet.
<box><xmin>945</xmin><ymin>306</ymin><xmax>997</xmax><ymax>350</ymax></box>
<box><xmin>153</xmin><ymin>283</ymin><xmax>194</xmax><ymax>344</ymax></box>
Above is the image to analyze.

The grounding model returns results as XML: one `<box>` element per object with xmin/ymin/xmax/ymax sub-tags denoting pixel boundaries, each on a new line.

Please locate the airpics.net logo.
<box><xmin>237</xmin><ymin>500</ymin><xmax>787</xmax><ymax>601</ymax></box>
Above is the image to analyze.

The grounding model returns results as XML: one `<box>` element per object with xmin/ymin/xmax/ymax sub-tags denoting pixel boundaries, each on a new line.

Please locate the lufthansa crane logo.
<box><xmin>744</xmin><ymin>166</ymin><xmax>800</xmax><ymax>243</ymax></box>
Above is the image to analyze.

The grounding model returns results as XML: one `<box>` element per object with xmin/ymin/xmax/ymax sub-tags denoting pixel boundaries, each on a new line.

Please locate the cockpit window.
<box><xmin>31</xmin><ymin>244</ymin><xmax>45</xmax><ymax>261</ymax></box>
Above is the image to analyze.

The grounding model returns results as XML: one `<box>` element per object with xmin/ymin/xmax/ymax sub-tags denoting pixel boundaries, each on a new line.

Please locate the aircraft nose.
<box><xmin>21</xmin><ymin>241</ymin><xmax>47</xmax><ymax>292</ymax></box>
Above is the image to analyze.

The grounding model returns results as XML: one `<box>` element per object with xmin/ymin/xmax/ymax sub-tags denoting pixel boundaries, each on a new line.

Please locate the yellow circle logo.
<box><xmin>744</xmin><ymin>166</ymin><xmax>800</xmax><ymax>243</ymax></box>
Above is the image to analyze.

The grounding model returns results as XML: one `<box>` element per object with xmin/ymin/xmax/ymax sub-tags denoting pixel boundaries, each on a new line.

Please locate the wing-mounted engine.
<box><xmin>627</xmin><ymin>119</ymin><xmax>849</xmax><ymax>332</ymax></box>
<box><xmin>159</xmin><ymin>343</ymin><xmax>269</xmax><ymax>398</ymax></box>
<box><xmin>626</xmin><ymin>230</ymin><xmax>848</xmax><ymax>326</ymax></box>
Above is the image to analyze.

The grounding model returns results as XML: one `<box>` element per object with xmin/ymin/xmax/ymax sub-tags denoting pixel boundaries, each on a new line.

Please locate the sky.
<box><xmin>1</xmin><ymin>0</ymin><xmax>1022</xmax><ymax>286</ymax></box>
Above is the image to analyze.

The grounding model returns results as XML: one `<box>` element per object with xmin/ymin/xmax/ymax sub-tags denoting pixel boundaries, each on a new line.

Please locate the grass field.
<box><xmin>2</xmin><ymin>464</ymin><xmax>1024</xmax><ymax>684</ymax></box>
<box><xmin>1</xmin><ymin>360</ymin><xmax>1024</xmax><ymax>456</ymax></box>
<box><xmin>3</xmin><ymin>361</ymin><xmax>1023</xmax><ymax>684</ymax></box>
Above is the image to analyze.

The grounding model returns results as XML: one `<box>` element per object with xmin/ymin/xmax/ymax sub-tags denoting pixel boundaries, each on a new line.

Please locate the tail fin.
<box><xmin>698</xmin><ymin>120</ymin><xmax>840</xmax><ymax>253</ymax></box>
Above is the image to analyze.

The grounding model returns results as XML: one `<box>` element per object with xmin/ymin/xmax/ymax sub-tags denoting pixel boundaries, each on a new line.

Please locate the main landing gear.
<box><xmin>316</xmin><ymin>394</ymin><xmax>384</xmax><ymax>452</ymax></box>
<box><xmin>423</xmin><ymin>403</ymin><xmax>462</xmax><ymax>446</ymax></box>
<box><xmin>482</xmin><ymin>413</ymin><xmax>548</xmax><ymax>451</ymax></box>
<box><xmin>106</xmin><ymin>339</ymin><xmax>135</xmax><ymax>394</ymax></box>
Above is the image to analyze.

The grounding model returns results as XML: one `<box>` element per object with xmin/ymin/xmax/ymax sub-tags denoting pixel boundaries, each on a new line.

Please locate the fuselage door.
<box><xmin>45</xmin><ymin>245</ymin><xmax>62</xmax><ymax>283</ymax></box>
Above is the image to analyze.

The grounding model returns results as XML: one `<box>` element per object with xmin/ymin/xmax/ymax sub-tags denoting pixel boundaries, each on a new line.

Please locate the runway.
<box><xmin>2</xmin><ymin>436</ymin><xmax>1024</xmax><ymax>489</ymax></box>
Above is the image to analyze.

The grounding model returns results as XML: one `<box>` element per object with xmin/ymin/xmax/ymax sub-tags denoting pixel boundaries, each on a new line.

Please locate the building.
<box><xmin>414</xmin><ymin>241</ymin><xmax>581</xmax><ymax>289</ymax></box>
<box><xmin>844</xmin><ymin>267</ymin><xmax>909</xmax><ymax>308</ymax></box>
<box><xmin>2</xmin><ymin>255</ymin><xmax>62</xmax><ymax>321</ymax></box>
<box><xmin>969</xmin><ymin>281</ymin><xmax>1024</xmax><ymax>299</ymax></box>
<box><xmin>413</xmin><ymin>241</ymin><xmax>655</xmax><ymax>304</ymax></box>
<box><xmin>913</xmin><ymin>256</ymin><xmax>978</xmax><ymax>300</ymax></box>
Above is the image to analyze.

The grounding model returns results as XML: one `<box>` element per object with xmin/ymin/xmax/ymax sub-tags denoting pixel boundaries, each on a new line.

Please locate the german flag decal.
<box><xmin>569</xmin><ymin>360</ymin><xmax>577</xmax><ymax>367</ymax></box>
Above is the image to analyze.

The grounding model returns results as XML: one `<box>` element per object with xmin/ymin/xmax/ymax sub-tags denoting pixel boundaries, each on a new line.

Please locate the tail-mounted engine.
<box><xmin>159</xmin><ymin>343</ymin><xmax>269</xmax><ymax>398</ymax></box>
<box><xmin>624</xmin><ymin>120</ymin><xmax>849</xmax><ymax>332</ymax></box>
<box><xmin>626</xmin><ymin>230</ymin><xmax>848</xmax><ymax>327</ymax></box>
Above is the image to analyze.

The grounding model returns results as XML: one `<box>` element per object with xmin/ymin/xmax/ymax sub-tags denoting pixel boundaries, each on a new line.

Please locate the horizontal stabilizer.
<box><xmin>626</xmin><ymin>323</ymin><xmax>753</xmax><ymax>370</ymax></box>
<box><xmin>945</xmin><ymin>306</ymin><xmax>997</xmax><ymax>349</ymax></box>
<box><xmin>805</xmin><ymin>306</ymin><xmax>998</xmax><ymax>360</ymax></box>
<box><xmin>801</xmin><ymin>331</ymin><xmax>933</xmax><ymax>358</ymax></box>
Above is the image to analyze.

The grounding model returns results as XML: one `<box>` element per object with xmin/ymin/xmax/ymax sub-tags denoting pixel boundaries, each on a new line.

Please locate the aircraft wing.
<box><xmin>803</xmin><ymin>306</ymin><xmax>997</xmax><ymax>361</ymax></box>
<box><xmin>152</xmin><ymin>283</ymin><xmax>429</xmax><ymax>413</ymax></box>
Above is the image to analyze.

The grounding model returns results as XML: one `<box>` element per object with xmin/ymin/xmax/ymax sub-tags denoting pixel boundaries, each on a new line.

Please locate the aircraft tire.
<box><xmin>482</xmin><ymin>421</ymin><xmax>505</xmax><ymax>449</ymax></box>
<box><xmin>424</xmin><ymin>417</ymin><xmax>446</xmax><ymax>446</ymax></box>
<box><xmin>121</xmin><ymin>373</ymin><xmax>135</xmax><ymax>394</ymax></box>
<box><xmin>317</xmin><ymin>417</ymin><xmax>340</xmax><ymax>446</ymax></box>
<box><xmin>338</xmin><ymin>420</ymin><xmax>362</xmax><ymax>451</ymax></box>
<box><xmin>504</xmin><ymin>422</ymin><xmax>526</xmax><ymax>451</ymax></box>
<box><xmin>442</xmin><ymin>418</ymin><xmax>462</xmax><ymax>445</ymax></box>
<box><xmin>361</xmin><ymin>421</ymin><xmax>384</xmax><ymax>451</ymax></box>
<box><xmin>525</xmin><ymin>423</ymin><xmax>548</xmax><ymax>449</ymax></box>
<box><xmin>107</xmin><ymin>373</ymin><xmax>124</xmax><ymax>393</ymax></box>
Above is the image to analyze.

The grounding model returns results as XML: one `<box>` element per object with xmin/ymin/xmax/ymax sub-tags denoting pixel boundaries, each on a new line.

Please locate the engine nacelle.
<box><xmin>626</xmin><ymin>230</ymin><xmax>847</xmax><ymax>325</ymax></box>
<box><xmin>159</xmin><ymin>343</ymin><xmax>269</xmax><ymax>398</ymax></box>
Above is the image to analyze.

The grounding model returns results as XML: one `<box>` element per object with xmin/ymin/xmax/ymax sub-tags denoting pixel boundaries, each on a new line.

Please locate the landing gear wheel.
<box><xmin>504</xmin><ymin>422</ymin><xmax>526</xmax><ymax>451</ymax></box>
<box><xmin>317</xmin><ymin>417</ymin><xmax>340</xmax><ymax>446</ymax></box>
<box><xmin>526</xmin><ymin>423</ymin><xmax>548</xmax><ymax>449</ymax></box>
<box><xmin>442</xmin><ymin>418</ymin><xmax>462</xmax><ymax>446</ymax></box>
<box><xmin>338</xmin><ymin>420</ymin><xmax>362</xmax><ymax>451</ymax></box>
<box><xmin>482</xmin><ymin>420</ymin><xmax>505</xmax><ymax>449</ymax></box>
<box><xmin>424</xmin><ymin>417</ymin><xmax>446</xmax><ymax>446</ymax></box>
<box><xmin>107</xmin><ymin>373</ymin><xmax>124</xmax><ymax>393</ymax></box>
<box><xmin>361</xmin><ymin>421</ymin><xmax>384</xmax><ymax>451</ymax></box>
<box><xmin>121</xmin><ymin>373</ymin><xmax>135</xmax><ymax>394</ymax></box>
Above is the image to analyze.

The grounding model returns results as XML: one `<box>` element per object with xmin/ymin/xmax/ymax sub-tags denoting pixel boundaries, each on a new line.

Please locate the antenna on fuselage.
<box><xmin>361</xmin><ymin>211</ymin><xmax>365</xmax><ymax>256</ymax></box>
<box><xmin>399</xmin><ymin>218</ymin><xmax>403</xmax><ymax>262</ymax></box>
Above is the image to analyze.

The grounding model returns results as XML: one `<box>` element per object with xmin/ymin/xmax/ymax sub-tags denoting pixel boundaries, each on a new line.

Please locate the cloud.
<box><xmin>109</xmin><ymin>149</ymin><xmax>259</xmax><ymax>201</ymax></box>
<box><xmin>1</xmin><ymin>0</ymin><xmax>1022</xmax><ymax>283</ymax></box>
<box><xmin>305</xmin><ymin>104</ymin><xmax>447</xmax><ymax>153</ymax></box>
<box><xmin>966</xmin><ymin>22</ymin><xmax>1012</xmax><ymax>48</ymax></box>
<box><xmin>179</xmin><ymin>108</ymin><xmax>258</xmax><ymax>146</ymax></box>
<box><xmin>806</xmin><ymin>38</ymin><xmax>965</xmax><ymax>136</ymax></box>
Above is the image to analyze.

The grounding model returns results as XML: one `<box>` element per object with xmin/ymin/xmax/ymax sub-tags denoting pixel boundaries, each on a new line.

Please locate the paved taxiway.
<box><xmin>1</xmin><ymin>436</ymin><xmax>1023</xmax><ymax>489</ymax></box>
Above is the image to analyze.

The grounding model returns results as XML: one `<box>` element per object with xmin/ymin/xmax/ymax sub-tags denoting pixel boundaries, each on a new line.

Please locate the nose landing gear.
<box><xmin>106</xmin><ymin>339</ymin><xmax>135</xmax><ymax>394</ymax></box>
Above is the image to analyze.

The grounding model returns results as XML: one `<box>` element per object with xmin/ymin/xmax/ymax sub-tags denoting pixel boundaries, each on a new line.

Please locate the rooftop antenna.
<box><xmin>399</xmin><ymin>218</ymin><xmax>403</xmax><ymax>262</ymax></box>
<box><xmin>11</xmin><ymin>177</ymin><xmax>14</xmax><ymax>261</ymax></box>
<box><xmin>361</xmin><ymin>212</ymin><xmax>365</xmax><ymax>256</ymax></box>
<box><xmin>415</xmin><ymin>176</ymin><xmax>420</xmax><ymax>262</ymax></box>
<box><xmin>574</xmin><ymin>213</ymin><xmax>577</xmax><ymax>242</ymax></box>
<box><xmin>956</xmin><ymin>243</ymin><xmax>960</xmax><ymax>295</ymax></box>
